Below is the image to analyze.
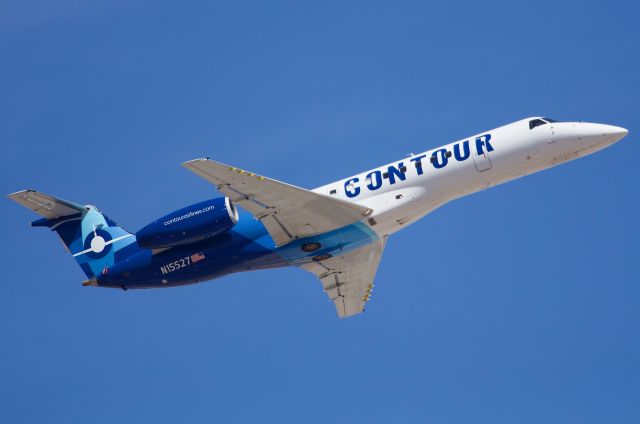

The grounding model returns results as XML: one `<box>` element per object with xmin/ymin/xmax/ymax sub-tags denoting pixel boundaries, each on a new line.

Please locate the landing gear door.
<box><xmin>472</xmin><ymin>135</ymin><xmax>492</xmax><ymax>172</ymax></box>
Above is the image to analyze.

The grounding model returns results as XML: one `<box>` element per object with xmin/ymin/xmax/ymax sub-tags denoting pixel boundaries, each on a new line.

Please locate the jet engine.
<box><xmin>136</xmin><ymin>197</ymin><xmax>239</xmax><ymax>249</ymax></box>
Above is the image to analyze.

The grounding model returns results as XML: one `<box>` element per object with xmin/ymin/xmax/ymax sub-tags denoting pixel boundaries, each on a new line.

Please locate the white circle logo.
<box><xmin>90</xmin><ymin>235</ymin><xmax>107</xmax><ymax>253</ymax></box>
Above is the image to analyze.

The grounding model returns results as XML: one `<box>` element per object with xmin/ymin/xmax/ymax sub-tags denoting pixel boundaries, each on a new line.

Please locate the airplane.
<box><xmin>8</xmin><ymin>117</ymin><xmax>628</xmax><ymax>318</ymax></box>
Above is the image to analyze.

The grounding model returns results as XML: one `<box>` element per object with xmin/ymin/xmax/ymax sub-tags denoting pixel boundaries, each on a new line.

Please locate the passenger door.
<box><xmin>472</xmin><ymin>136</ymin><xmax>492</xmax><ymax>172</ymax></box>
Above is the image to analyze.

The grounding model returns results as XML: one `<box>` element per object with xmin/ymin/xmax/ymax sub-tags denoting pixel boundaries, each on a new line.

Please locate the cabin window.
<box><xmin>382</xmin><ymin>172</ymin><xmax>389</xmax><ymax>179</ymax></box>
<box><xmin>329</xmin><ymin>189</ymin><xmax>337</xmax><ymax>195</ymax></box>
<box><xmin>395</xmin><ymin>194</ymin><xmax>403</xmax><ymax>200</ymax></box>
<box><xmin>445</xmin><ymin>151</ymin><xmax>452</xmax><ymax>158</ymax></box>
<box><xmin>399</xmin><ymin>166</ymin><xmax>407</xmax><ymax>172</ymax></box>
<box><xmin>529</xmin><ymin>119</ymin><xmax>547</xmax><ymax>129</ymax></box>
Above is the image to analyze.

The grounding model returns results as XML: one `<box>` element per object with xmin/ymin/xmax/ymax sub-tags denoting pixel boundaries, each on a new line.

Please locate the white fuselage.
<box><xmin>314</xmin><ymin>117</ymin><xmax>628</xmax><ymax>236</ymax></box>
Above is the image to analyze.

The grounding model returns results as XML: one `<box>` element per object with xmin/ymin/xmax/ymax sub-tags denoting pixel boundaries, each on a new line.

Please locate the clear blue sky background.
<box><xmin>1</xmin><ymin>1</ymin><xmax>638</xmax><ymax>422</ymax></box>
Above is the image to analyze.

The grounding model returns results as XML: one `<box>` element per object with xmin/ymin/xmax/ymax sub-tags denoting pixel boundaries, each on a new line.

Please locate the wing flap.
<box><xmin>182</xmin><ymin>158</ymin><xmax>372</xmax><ymax>246</ymax></box>
<box><xmin>300</xmin><ymin>238</ymin><xmax>386</xmax><ymax>318</ymax></box>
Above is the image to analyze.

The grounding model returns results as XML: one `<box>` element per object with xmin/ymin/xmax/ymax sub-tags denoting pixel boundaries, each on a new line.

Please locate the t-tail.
<box><xmin>7</xmin><ymin>190</ymin><xmax>141</xmax><ymax>283</ymax></box>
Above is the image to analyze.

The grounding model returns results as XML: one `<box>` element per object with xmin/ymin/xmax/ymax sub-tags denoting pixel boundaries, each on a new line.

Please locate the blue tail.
<box><xmin>8</xmin><ymin>190</ymin><xmax>141</xmax><ymax>279</ymax></box>
<box><xmin>32</xmin><ymin>206</ymin><xmax>142</xmax><ymax>279</ymax></box>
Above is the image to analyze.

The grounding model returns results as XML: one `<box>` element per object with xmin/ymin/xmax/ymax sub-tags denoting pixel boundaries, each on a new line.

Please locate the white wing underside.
<box><xmin>182</xmin><ymin>158</ymin><xmax>372</xmax><ymax>246</ymax></box>
<box><xmin>299</xmin><ymin>238</ymin><xmax>386</xmax><ymax>318</ymax></box>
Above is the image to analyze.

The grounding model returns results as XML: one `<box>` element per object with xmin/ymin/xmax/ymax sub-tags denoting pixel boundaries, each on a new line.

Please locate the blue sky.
<box><xmin>1</xmin><ymin>1</ymin><xmax>639</xmax><ymax>422</ymax></box>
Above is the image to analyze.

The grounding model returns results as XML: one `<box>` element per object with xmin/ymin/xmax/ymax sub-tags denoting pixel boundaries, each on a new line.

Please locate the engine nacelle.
<box><xmin>136</xmin><ymin>197</ymin><xmax>239</xmax><ymax>249</ymax></box>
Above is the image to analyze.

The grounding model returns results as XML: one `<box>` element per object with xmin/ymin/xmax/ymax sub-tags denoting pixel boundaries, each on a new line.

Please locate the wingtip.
<box><xmin>182</xmin><ymin>158</ymin><xmax>210</xmax><ymax>168</ymax></box>
<box><xmin>6</xmin><ymin>189</ymin><xmax>33</xmax><ymax>199</ymax></box>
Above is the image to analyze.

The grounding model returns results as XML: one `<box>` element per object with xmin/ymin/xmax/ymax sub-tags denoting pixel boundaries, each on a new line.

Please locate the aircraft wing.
<box><xmin>7</xmin><ymin>189</ymin><xmax>86</xmax><ymax>219</ymax></box>
<box><xmin>182</xmin><ymin>158</ymin><xmax>372</xmax><ymax>246</ymax></box>
<box><xmin>299</xmin><ymin>238</ymin><xmax>386</xmax><ymax>318</ymax></box>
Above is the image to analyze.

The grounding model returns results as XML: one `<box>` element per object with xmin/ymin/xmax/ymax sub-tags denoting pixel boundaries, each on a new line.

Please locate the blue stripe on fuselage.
<box><xmin>218</xmin><ymin>209</ymin><xmax>379</xmax><ymax>266</ymax></box>
<box><xmin>98</xmin><ymin>209</ymin><xmax>378</xmax><ymax>288</ymax></box>
<box><xmin>273</xmin><ymin>220</ymin><xmax>378</xmax><ymax>265</ymax></box>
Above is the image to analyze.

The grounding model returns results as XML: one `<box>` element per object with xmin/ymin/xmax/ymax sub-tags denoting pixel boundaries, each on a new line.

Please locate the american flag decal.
<box><xmin>191</xmin><ymin>252</ymin><xmax>205</xmax><ymax>263</ymax></box>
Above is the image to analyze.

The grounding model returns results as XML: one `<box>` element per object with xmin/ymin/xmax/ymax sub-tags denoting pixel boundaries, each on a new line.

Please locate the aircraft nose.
<box><xmin>603</xmin><ymin>125</ymin><xmax>628</xmax><ymax>143</ymax></box>
<box><xmin>579</xmin><ymin>123</ymin><xmax>629</xmax><ymax>146</ymax></box>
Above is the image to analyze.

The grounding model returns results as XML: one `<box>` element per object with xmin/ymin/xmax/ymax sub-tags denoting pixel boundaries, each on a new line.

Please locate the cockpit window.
<box><xmin>529</xmin><ymin>119</ymin><xmax>547</xmax><ymax>129</ymax></box>
<box><xmin>543</xmin><ymin>117</ymin><xmax>558</xmax><ymax>123</ymax></box>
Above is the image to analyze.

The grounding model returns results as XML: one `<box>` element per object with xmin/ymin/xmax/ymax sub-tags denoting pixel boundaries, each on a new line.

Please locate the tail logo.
<box><xmin>91</xmin><ymin>235</ymin><xmax>107</xmax><ymax>253</ymax></box>
<box><xmin>83</xmin><ymin>229</ymin><xmax>113</xmax><ymax>259</ymax></box>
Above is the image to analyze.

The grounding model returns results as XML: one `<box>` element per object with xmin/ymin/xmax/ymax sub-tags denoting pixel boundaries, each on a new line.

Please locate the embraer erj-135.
<box><xmin>8</xmin><ymin>117</ymin><xmax>628</xmax><ymax>318</ymax></box>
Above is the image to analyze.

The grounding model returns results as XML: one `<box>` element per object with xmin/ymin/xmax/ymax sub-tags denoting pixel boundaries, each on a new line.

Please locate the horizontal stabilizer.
<box><xmin>7</xmin><ymin>190</ymin><xmax>87</xmax><ymax>219</ymax></box>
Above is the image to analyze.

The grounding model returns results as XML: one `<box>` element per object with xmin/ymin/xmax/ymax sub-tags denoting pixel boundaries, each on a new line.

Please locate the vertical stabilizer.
<box><xmin>8</xmin><ymin>190</ymin><xmax>140</xmax><ymax>279</ymax></box>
